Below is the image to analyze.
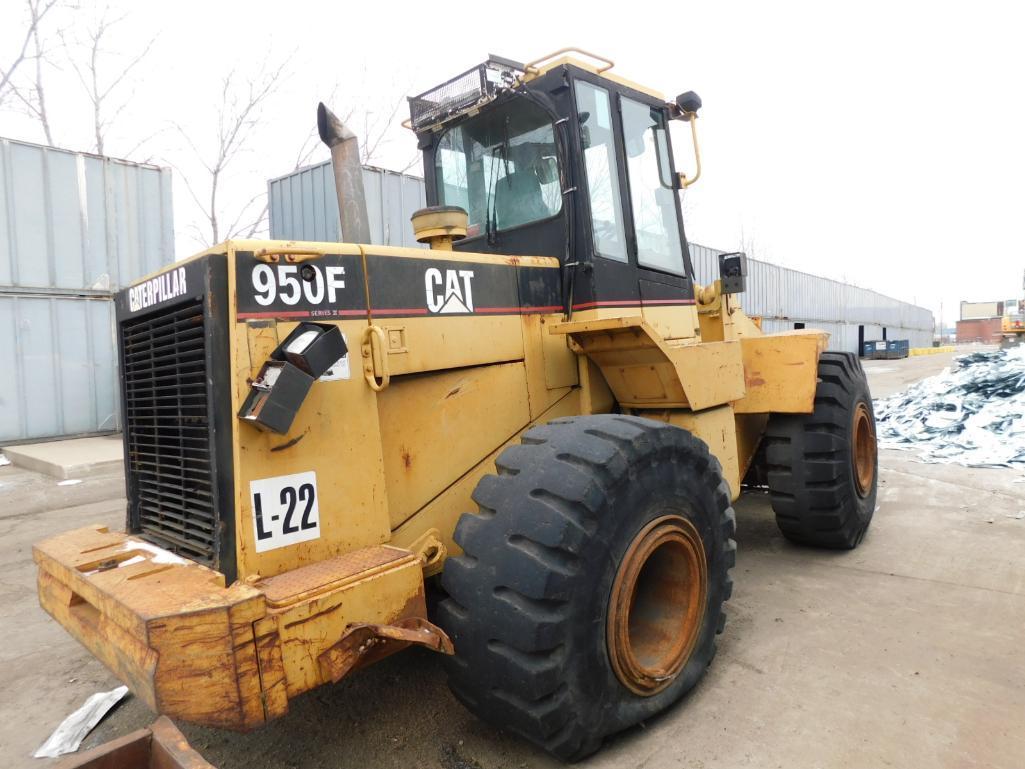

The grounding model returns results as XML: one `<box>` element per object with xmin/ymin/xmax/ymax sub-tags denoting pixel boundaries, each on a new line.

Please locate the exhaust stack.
<box><xmin>317</xmin><ymin>102</ymin><xmax>371</xmax><ymax>244</ymax></box>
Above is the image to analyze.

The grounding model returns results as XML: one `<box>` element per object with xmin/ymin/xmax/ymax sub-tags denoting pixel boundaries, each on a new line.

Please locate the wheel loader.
<box><xmin>1001</xmin><ymin>299</ymin><xmax>1025</xmax><ymax>348</ymax></box>
<box><xmin>33</xmin><ymin>49</ymin><xmax>879</xmax><ymax>761</ymax></box>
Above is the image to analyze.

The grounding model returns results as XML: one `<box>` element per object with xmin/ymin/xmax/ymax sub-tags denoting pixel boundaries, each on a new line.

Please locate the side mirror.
<box><xmin>674</xmin><ymin>91</ymin><xmax>702</xmax><ymax>120</ymax></box>
<box><xmin>668</xmin><ymin>90</ymin><xmax>703</xmax><ymax>188</ymax></box>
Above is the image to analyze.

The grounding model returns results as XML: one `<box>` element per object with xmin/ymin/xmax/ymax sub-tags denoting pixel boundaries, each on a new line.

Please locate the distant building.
<box><xmin>960</xmin><ymin>300</ymin><xmax>1002</xmax><ymax>321</ymax></box>
<box><xmin>957</xmin><ymin>299</ymin><xmax>1007</xmax><ymax>343</ymax></box>
<box><xmin>956</xmin><ymin>319</ymin><xmax>1001</xmax><ymax>344</ymax></box>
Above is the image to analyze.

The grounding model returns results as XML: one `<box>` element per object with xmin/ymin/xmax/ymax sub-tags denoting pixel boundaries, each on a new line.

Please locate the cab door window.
<box><xmin>620</xmin><ymin>97</ymin><xmax>685</xmax><ymax>274</ymax></box>
<box><xmin>576</xmin><ymin>81</ymin><xmax>628</xmax><ymax>262</ymax></box>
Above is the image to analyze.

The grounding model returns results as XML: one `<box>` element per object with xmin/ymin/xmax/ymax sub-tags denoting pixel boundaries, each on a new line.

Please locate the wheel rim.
<box><xmin>607</xmin><ymin>515</ymin><xmax>707</xmax><ymax>696</ymax></box>
<box><xmin>852</xmin><ymin>402</ymin><xmax>877</xmax><ymax>498</ymax></box>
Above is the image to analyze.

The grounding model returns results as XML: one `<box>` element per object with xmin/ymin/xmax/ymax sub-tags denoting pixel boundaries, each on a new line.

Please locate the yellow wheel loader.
<box><xmin>34</xmin><ymin>50</ymin><xmax>879</xmax><ymax>761</ymax></box>
<box><xmin>1001</xmin><ymin>299</ymin><xmax>1025</xmax><ymax>348</ymax></box>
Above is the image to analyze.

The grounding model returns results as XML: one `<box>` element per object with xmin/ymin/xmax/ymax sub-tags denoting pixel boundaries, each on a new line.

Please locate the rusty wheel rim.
<box><xmin>607</xmin><ymin>515</ymin><xmax>707</xmax><ymax>696</ymax></box>
<box><xmin>852</xmin><ymin>402</ymin><xmax>877</xmax><ymax>498</ymax></box>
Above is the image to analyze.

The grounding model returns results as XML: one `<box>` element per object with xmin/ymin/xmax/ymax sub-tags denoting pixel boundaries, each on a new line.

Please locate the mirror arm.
<box><xmin>678</xmin><ymin>114</ymin><xmax>702</xmax><ymax>189</ymax></box>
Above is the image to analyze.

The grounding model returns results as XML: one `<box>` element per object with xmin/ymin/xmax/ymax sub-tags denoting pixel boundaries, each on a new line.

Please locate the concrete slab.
<box><xmin>2</xmin><ymin>434</ymin><xmax>124</xmax><ymax>480</ymax></box>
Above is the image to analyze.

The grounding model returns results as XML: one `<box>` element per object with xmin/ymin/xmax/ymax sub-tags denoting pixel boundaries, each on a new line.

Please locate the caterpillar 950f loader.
<box><xmin>34</xmin><ymin>50</ymin><xmax>878</xmax><ymax>761</ymax></box>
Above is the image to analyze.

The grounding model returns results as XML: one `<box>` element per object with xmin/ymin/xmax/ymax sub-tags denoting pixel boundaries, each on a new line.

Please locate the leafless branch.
<box><xmin>64</xmin><ymin>6</ymin><xmax>157</xmax><ymax>155</ymax></box>
<box><xmin>174</xmin><ymin>61</ymin><xmax>289</xmax><ymax>245</ymax></box>
<box><xmin>359</xmin><ymin>96</ymin><xmax>406</xmax><ymax>165</ymax></box>
<box><xmin>0</xmin><ymin>0</ymin><xmax>58</xmax><ymax>103</ymax></box>
<box><xmin>399</xmin><ymin>147</ymin><xmax>421</xmax><ymax>174</ymax></box>
<box><xmin>230</xmin><ymin>129</ymin><xmax>322</xmax><ymax>239</ymax></box>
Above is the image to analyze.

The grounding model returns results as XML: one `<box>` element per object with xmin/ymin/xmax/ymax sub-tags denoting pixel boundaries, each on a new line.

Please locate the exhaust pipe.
<box><xmin>317</xmin><ymin>102</ymin><xmax>372</xmax><ymax>244</ymax></box>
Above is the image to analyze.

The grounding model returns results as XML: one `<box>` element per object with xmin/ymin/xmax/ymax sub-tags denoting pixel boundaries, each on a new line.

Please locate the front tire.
<box><xmin>765</xmin><ymin>352</ymin><xmax>878</xmax><ymax>548</ymax></box>
<box><xmin>435</xmin><ymin>415</ymin><xmax>736</xmax><ymax>761</ymax></box>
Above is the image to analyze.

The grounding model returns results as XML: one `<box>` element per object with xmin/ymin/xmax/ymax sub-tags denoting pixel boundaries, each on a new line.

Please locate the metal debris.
<box><xmin>874</xmin><ymin>346</ymin><xmax>1025</xmax><ymax>467</ymax></box>
<box><xmin>33</xmin><ymin>685</ymin><xmax>129</xmax><ymax>758</ymax></box>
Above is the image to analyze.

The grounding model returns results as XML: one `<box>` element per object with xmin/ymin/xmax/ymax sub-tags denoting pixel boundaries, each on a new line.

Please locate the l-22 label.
<box><xmin>250</xmin><ymin>471</ymin><xmax>321</xmax><ymax>553</ymax></box>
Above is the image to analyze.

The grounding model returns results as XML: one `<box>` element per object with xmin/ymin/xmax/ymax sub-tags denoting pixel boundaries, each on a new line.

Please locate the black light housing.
<box><xmin>718</xmin><ymin>252</ymin><xmax>748</xmax><ymax>295</ymax></box>
<box><xmin>238</xmin><ymin>361</ymin><xmax>314</xmax><ymax>434</ymax></box>
<box><xmin>273</xmin><ymin>323</ymin><xmax>348</xmax><ymax>379</ymax></box>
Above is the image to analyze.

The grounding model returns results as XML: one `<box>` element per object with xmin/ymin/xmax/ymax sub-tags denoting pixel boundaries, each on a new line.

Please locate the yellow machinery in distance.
<box><xmin>34</xmin><ymin>50</ymin><xmax>879</xmax><ymax>761</ymax></box>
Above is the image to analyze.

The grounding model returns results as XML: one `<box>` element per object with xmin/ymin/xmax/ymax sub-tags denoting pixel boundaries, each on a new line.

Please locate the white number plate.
<box><xmin>250</xmin><ymin>471</ymin><xmax>320</xmax><ymax>552</ymax></box>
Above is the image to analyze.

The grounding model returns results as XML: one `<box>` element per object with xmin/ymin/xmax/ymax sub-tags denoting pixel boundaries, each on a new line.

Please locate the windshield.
<box><xmin>621</xmin><ymin>97</ymin><xmax>684</xmax><ymax>274</ymax></box>
<box><xmin>435</xmin><ymin>98</ymin><xmax>561</xmax><ymax>237</ymax></box>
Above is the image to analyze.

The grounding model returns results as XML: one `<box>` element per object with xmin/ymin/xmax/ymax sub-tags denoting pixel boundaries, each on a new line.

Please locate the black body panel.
<box><xmin>115</xmin><ymin>254</ymin><xmax>236</xmax><ymax>581</ymax></box>
<box><xmin>364</xmin><ymin>254</ymin><xmax>560</xmax><ymax>317</ymax></box>
<box><xmin>234</xmin><ymin>251</ymin><xmax>367</xmax><ymax>320</ymax></box>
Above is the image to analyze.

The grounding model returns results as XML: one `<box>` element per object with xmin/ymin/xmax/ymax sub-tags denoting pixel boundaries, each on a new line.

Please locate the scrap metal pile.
<box><xmin>874</xmin><ymin>346</ymin><xmax>1025</xmax><ymax>467</ymax></box>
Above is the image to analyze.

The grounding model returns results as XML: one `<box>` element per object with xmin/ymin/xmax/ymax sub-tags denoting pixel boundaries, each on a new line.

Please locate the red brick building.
<box><xmin>956</xmin><ymin>318</ymin><xmax>1002</xmax><ymax>343</ymax></box>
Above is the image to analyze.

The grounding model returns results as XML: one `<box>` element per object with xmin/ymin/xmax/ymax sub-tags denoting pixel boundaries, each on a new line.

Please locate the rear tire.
<box><xmin>765</xmin><ymin>352</ymin><xmax>878</xmax><ymax>548</ymax></box>
<box><xmin>435</xmin><ymin>415</ymin><xmax>736</xmax><ymax>761</ymax></box>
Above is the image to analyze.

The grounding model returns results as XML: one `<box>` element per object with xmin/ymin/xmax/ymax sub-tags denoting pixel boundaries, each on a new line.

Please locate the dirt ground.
<box><xmin>3</xmin><ymin>349</ymin><xmax>1024</xmax><ymax>769</ymax></box>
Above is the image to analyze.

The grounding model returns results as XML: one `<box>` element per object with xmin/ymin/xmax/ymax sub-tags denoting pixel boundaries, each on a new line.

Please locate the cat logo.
<box><xmin>425</xmin><ymin>268</ymin><xmax>475</xmax><ymax>314</ymax></box>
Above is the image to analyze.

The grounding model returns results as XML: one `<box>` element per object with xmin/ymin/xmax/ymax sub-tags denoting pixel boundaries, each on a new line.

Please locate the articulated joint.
<box><xmin>695</xmin><ymin>280</ymin><xmax>723</xmax><ymax>313</ymax></box>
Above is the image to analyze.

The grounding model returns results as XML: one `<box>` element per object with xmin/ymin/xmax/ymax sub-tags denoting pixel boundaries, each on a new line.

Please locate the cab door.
<box><xmin>574</xmin><ymin>74</ymin><xmax>698</xmax><ymax>340</ymax></box>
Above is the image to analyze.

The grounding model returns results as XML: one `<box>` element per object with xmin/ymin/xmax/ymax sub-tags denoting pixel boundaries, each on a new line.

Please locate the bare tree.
<box><xmin>65</xmin><ymin>6</ymin><xmax>156</xmax><ymax>155</ymax></box>
<box><xmin>176</xmin><ymin>65</ymin><xmax>419</xmax><ymax>248</ymax></box>
<box><xmin>175</xmin><ymin>64</ymin><xmax>288</xmax><ymax>245</ymax></box>
<box><xmin>10</xmin><ymin>8</ymin><xmax>58</xmax><ymax>144</ymax></box>
<box><xmin>0</xmin><ymin>0</ymin><xmax>60</xmax><ymax>110</ymax></box>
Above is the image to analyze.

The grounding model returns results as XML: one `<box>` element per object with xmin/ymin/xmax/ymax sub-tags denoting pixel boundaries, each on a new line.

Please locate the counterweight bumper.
<box><xmin>34</xmin><ymin>525</ymin><xmax>450</xmax><ymax>730</ymax></box>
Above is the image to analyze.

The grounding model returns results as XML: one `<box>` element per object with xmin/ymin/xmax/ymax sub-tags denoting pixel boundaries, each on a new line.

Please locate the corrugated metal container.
<box><xmin>691</xmin><ymin>243</ymin><xmax>934</xmax><ymax>353</ymax></box>
<box><xmin>0</xmin><ymin>295</ymin><xmax>117</xmax><ymax>440</ymax></box>
<box><xmin>960</xmin><ymin>300</ymin><xmax>1001</xmax><ymax>320</ymax></box>
<box><xmin>1</xmin><ymin>137</ymin><xmax>174</xmax><ymax>291</ymax></box>
<box><xmin>266</xmin><ymin>168</ymin><xmax>935</xmax><ymax>355</ymax></box>
<box><xmin>268</xmin><ymin>163</ymin><xmax>426</xmax><ymax>247</ymax></box>
<box><xmin>0</xmin><ymin>136</ymin><xmax>174</xmax><ymax>443</ymax></box>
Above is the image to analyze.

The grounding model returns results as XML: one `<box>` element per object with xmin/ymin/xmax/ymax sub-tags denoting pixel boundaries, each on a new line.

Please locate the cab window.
<box><xmin>621</xmin><ymin>97</ymin><xmax>684</xmax><ymax>274</ymax></box>
<box><xmin>577</xmin><ymin>81</ymin><xmax>628</xmax><ymax>262</ymax></box>
<box><xmin>435</xmin><ymin>99</ymin><xmax>561</xmax><ymax>236</ymax></box>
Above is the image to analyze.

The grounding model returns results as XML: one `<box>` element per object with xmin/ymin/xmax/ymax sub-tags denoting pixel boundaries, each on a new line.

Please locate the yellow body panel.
<box><xmin>379</xmin><ymin>362</ymin><xmax>531</xmax><ymax>528</ymax></box>
<box><xmin>233</xmin><ymin>315</ymin><xmax>393</xmax><ymax>579</ymax></box>
<box><xmin>733</xmin><ymin>331</ymin><xmax>828</xmax><ymax>414</ymax></box>
<box><xmin>550</xmin><ymin>316</ymin><xmax>746</xmax><ymax>410</ymax></box>
<box><xmin>36</xmin><ymin>235</ymin><xmax>829</xmax><ymax>732</ymax></box>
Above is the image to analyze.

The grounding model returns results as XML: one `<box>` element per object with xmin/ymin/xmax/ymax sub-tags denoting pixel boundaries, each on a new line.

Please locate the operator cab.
<box><xmin>410</xmin><ymin>52</ymin><xmax>700</xmax><ymax>320</ymax></box>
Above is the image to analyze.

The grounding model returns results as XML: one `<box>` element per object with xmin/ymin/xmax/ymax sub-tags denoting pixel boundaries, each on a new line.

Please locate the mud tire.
<box><xmin>765</xmin><ymin>352</ymin><xmax>878</xmax><ymax>548</ymax></box>
<box><xmin>435</xmin><ymin>415</ymin><xmax>735</xmax><ymax>761</ymax></box>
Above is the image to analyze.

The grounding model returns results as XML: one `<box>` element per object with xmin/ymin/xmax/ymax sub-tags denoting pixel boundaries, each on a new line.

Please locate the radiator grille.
<box><xmin>121</xmin><ymin>299</ymin><xmax>217</xmax><ymax>564</ymax></box>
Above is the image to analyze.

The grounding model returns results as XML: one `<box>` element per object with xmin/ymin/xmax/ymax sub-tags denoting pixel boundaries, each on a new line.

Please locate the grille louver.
<box><xmin>121</xmin><ymin>299</ymin><xmax>217</xmax><ymax>564</ymax></box>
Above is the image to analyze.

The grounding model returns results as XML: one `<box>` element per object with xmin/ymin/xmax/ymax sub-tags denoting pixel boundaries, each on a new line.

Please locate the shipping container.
<box><xmin>0</xmin><ymin>136</ymin><xmax>174</xmax><ymax>443</ymax></box>
<box><xmin>267</xmin><ymin>167</ymin><xmax>936</xmax><ymax>355</ymax></box>
<box><xmin>1</xmin><ymin>137</ymin><xmax>174</xmax><ymax>291</ymax></box>
<box><xmin>269</xmin><ymin>163</ymin><xmax>426</xmax><ymax>247</ymax></box>
<box><xmin>960</xmin><ymin>300</ymin><xmax>1002</xmax><ymax>320</ymax></box>
<box><xmin>0</xmin><ymin>294</ymin><xmax>117</xmax><ymax>441</ymax></box>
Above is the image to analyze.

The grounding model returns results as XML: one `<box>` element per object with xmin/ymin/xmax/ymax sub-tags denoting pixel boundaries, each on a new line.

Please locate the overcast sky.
<box><xmin>3</xmin><ymin>0</ymin><xmax>1023</xmax><ymax>327</ymax></box>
